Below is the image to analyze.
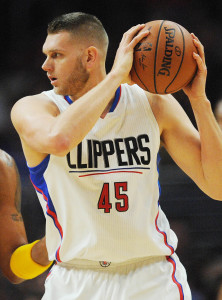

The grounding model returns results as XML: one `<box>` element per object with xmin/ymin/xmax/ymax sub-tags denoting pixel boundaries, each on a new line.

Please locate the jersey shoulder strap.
<box><xmin>42</xmin><ymin>90</ymin><xmax>69</xmax><ymax>113</ymax></box>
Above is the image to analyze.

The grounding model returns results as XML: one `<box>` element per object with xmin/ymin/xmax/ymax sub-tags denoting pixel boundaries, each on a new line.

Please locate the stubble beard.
<box><xmin>54</xmin><ymin>58</ymin><xmax>90</xmax><ymax>98</ymax></box>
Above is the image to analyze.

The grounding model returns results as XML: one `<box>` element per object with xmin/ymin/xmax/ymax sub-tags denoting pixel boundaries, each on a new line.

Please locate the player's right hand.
<box><xmin>111</xmin><ymin>24</ymin><xmax>149</xmax><ymax>84</ymax></box>
<box><xmin>182</xmin><ymin>33</ymin><xmax>207</xmax><ymax>103</ymax></box>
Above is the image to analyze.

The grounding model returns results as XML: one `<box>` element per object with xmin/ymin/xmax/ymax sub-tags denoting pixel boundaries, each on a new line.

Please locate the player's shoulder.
<box><xmin>0</xmin><ymin>150</ymin><xmax>20</xmax><ymax>210</ymax></box>
<box><xmin>13</xmin><ymin>91</ymin><xmax>55</xmax><ymax>107</ymax></box>
<box><xmin>145</xmin><ymin>91</ymin><xmax>181</xmax><ymax>114</ymax></box>
<box><xmin>143</xmin><ymin>91</ymin><xmax>184</xmax><ymax>134</ymax></box>
<box><xmin>127</xmin><ymin>83</ymin><xmax>176</xmax><ymax>107</ymax></box>
<box><xmin>125</xmin><ymin>84</ymin><xmax>176</xmax><ymax>116</ymax></box>
<box><xmin>11</xmin><ymin>91</ymin><xmax>60</xmax><ymax>125</ymax></box>
<box><xmin>0</xmin><ymin>149</ymin><xmax>15</xmax><ymax>176</ymax></box>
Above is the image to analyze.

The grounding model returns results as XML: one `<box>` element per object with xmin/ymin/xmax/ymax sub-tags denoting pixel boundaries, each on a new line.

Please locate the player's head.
<box><xmin>42</xmin><ymin>12</ymin><xmax>109</xmax><ymax>98</ymax></box>
<box><xmin>47</xmin><ymin>12</ymin><xmax>109</xmax><ymax>56</ymax></box>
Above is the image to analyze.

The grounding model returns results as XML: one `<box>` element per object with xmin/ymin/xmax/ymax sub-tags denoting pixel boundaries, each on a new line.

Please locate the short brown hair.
<box><xmin>47</xmin><ymin>12</ymin><xmax>108</xmax><ymax>52</ymax></box>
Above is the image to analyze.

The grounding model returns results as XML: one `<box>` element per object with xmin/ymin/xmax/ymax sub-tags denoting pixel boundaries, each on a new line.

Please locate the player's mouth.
<box><xmin>48</xmin><ymin>75</ymin><xmax>58</xmax><ymax>85</ymax></box>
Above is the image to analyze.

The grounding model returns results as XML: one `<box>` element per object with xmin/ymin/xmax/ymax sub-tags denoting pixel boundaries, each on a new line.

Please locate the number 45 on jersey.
<box><xmin>98</xmin><ymin>182</ymin><xmax>129</xmax><ymax>213</ymax></box>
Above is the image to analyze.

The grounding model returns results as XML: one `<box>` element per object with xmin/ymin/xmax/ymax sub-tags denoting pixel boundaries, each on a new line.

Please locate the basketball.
<box><xmin>131</xmin><ymin>20</ymin><xmax>197</xmax><ymax>94</ymax></box>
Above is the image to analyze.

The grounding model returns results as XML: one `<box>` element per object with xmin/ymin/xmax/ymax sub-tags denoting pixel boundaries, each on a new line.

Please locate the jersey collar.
<box><xmin>64</xmin><ymin>86</ymin><xmax>121</xmax><ymax>113</ymax></box>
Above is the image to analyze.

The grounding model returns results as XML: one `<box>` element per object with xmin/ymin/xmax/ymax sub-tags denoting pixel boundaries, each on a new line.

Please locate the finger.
<box><xmin>129</xmin><ymin>30</ymin><xmax>150</xmax><ymax>49</ymax></box>
<box><xmin>193</xmin><ymin>52</ymin><xmax>207</xmax><ymax>74</ymax></box>
<box><xmin>191</xmin><ymin>33</ymin><xmax>206</xmax><ymax>65</ymax></box>
<box><xmin>193</xmin><ymin>39</ymin><xmax>206</xmax><ymax>66</ymax></box>
<box><xmin>191</xmin><ymin>32</ymin><xmax>199</xmax><ymax>41</ymax></box>
<box><xmin>123</xmin><ymin>24</ymin><xmax>146</xmax><ymax>43</ymax></box>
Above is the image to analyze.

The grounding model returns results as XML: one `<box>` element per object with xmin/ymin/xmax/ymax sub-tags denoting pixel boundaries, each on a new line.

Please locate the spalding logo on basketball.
<box><xmin>131</xmin><ymin>20</ymin><xmax>197</xmax><ymax>94</ymax></box>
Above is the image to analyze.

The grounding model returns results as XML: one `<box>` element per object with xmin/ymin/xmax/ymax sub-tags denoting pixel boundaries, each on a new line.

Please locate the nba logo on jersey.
<box><xmin>99</xmin><ymin>261</ymin><xmax>111</xmax><ymax>267</ymax></box>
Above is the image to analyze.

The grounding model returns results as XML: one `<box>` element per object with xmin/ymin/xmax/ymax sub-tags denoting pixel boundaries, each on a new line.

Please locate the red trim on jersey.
<box><xmin>46</xmin><ymin>270</ymin><xmax>52</xmax><ymax>279</ymax></box>
<box><xmin>30</xmin><ymin>179</ymin><xmax>63</xmax><ymax>262</ymax></box>
<box><xmin>55</xmin><ymin>245</ymin><xmax>62</xmax><ymax>263</ymax></box>
<box><xmin>79</xmin><ymin>170</ymin><xmax>143</xmax><ymax>177</ymax></box>
<box><xmin>166</xmin><ymin>256</ymin><xmax>184</xmax><ymax>300</ymax></box>
<box><xmin>155</xmin><ymin>211</ymin><xmax>174</xmax><ymax>255</ymax></box>
<box><xmin>64</xmin><ymin>95</ymin><xmax>73</xmax><ymax>104</ymax></box>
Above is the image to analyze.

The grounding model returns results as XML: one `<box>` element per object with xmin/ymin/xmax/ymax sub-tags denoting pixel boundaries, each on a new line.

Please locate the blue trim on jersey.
<box><xmin>64</xmin><ymin>95</ymin><xmax>73</xmax><ymax>104</ymax></box>
<box><xmin>109</xmin><ymin>86</ymin><xmax>121</xmax><ymax>112</ymax></box>
<box><xmin>156</xmin><ymin>204</ymin><xmax>175</xmax><ymax>253</ymax></box>
<box><xmin>167</xmin><ymin>256</ymin><xmax>185</xmax><ymax>299</ymax></box>
<box><xmin>28</xmin><ymin>155</ymin><xmax>63</xmax><ymax>262</ymax></box>
<box><xmin>27</xmin><ymin>154</ymin><xmax>50</xmax><ymax>174</ymax></box>
<box><xmin>156</xmin><ymin>152</ymin><xmax>184</xmax><ymax>297</ymax></box>
<box><xmin>155</xmin><ymin>152</ymin><xmax>175</xmax><ymax>253</ymax></box>
<box><xmin>28</xmin><ymin>156</ymin><xmax>56</xmax><ymax>216</ymax></box>
<box><xmin>157</xmin><ymin>152</ymin><xmax>161</xmax><ymax>196</ymax></box>
<box><xmin>64</xmin><ymin>86</ymin><xmax>121</xmax><ymax>111</ymax></box>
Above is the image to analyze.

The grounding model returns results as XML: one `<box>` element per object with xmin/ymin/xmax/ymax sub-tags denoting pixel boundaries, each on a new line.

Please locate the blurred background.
<box><xmin>0</xmin><ymin>0</ymin><xmax>222</xmax><ymax>299</ymax></box>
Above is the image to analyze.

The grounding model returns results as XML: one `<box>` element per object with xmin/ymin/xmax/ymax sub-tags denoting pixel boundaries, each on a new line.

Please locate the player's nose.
<box><xmin>42</xmin><ymin>58</ymin><xmax>53</xmax><ymax>72</ymax></box>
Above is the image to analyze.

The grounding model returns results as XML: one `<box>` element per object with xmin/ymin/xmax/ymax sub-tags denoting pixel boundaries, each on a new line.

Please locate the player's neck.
<box><xmin>69</xmin><ymin>70</ymin><xmax>106</xmax><ymax>102</ymax></box>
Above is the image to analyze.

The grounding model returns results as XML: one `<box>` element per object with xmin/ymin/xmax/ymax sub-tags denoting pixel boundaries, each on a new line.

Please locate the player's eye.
<box><xmin>52</xmin><ymin>53</ymin><xmax>60</xmax><ymax>59</ymax></box>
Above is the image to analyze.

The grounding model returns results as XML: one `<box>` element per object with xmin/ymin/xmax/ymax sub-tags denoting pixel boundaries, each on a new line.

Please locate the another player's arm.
<box><xmin>0</xmin><ymin>150</ymin><xmax>27</xmax><ymax>283</ymax></box>
<box><xmin>152</xmin><ymin>34</ymin><xmax>222</xmax><ymax>200</ymax></box>
<box><xmin>11</xmin><ymin>25</ymin><xmax>149</xmax><ymax>162</ymax></box>
<box><xmin>0</xmin><ymin>151</ymin><xmax>51</xmax><ymax>283</ymax></box>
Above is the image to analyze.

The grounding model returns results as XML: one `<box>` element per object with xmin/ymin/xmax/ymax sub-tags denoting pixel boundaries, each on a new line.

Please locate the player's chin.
<box><xmin>53</xmin><ymin>86</ymin><xmax>65</xmax><ymax>95</ymax></box>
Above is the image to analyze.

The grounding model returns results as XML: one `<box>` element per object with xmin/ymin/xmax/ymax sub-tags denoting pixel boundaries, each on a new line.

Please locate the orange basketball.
<box><xmin>131</xmin><ymin>20</ymin><xmax>197</xmax><ymax>94</ymax></box>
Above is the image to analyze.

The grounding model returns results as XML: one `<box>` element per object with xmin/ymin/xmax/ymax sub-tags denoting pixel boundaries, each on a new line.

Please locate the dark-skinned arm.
<box><xmin>0</xmin><ymin>150</ymin><xmax>51</xmax><ymax>283</ymax></box>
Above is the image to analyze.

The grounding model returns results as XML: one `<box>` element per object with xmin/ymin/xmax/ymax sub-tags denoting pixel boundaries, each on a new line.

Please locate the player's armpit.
<box><xmin>156</xmin><ymin>94</ymin><xmax>222</xmax><ymax>199</ymax></box>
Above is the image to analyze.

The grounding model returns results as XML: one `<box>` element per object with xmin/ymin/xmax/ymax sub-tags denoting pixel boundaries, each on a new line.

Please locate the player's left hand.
<box><xmin>183</xmin><ymin>34</ymin><xmax>207</xmax><ymax>101</ymax></box>
<box><xmin>111</xmin><ymin>24</ymin><xmax>150</xmax><ymax>85</ymax></box>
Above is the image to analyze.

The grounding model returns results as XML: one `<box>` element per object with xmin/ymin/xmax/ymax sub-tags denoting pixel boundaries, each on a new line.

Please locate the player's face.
<box><xmin>42</xmin><ymin>31</ymin><xmax>89</xmax><ymax>97</ymax></box>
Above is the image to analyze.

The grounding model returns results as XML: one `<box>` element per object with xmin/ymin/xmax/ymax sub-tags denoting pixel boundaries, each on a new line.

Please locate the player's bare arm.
<box><xmin>149</xmin><ymin>34</ymin><xmax>222</xmax><ymax>200</ymax></box>
<box><xmin>0</xmin><ymin>150</ymin><xmax>51</xmax><ymax>283</ymax></box>
<box><xmin>11</xmin><ymin>25</ymin><xmax>150</xmax><ymax>167</ymax></box>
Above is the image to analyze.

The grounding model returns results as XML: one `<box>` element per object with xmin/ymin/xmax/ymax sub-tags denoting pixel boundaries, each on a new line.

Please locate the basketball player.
<box><xmin>0</xmin><ymin>149</ymin><xmax>52</xmax><ymax>283</ymax></box>
<box><xmin>11</xmin><ymin>12</ymin><xmax>222</xmax><ymax>299</ymax></box>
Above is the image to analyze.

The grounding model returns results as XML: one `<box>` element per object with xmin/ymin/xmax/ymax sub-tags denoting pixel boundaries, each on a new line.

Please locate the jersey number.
<box><xmin>98</xmin><ymin>182</ymin><xmax>129</xmax><ymax>213</ymax></box>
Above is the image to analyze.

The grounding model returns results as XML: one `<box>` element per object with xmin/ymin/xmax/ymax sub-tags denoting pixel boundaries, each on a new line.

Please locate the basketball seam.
<box><xmin>164</xmin><ymin>24</ymin><xmax>185</xmax><ymax>93</ymax></box>
<box><xmin>132</xmin><ymin>62</ymin><xmax>150</xmax><ymax>92</ymax></box>
<box><xmin>154</xmin><ymin>20</ymin><xmax>165</xmax><ymax>94</ymax></box>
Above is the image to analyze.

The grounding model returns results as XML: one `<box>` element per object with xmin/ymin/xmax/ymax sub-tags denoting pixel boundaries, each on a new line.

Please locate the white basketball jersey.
<box><xmin>29</xmin><ymin>84</ymin><xmax>178</xmax><ymax>263</ymax></box>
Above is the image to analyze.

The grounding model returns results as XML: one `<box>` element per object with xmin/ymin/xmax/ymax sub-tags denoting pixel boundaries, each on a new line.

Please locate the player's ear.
<box><xmin>84</xmin><ymin>46</ymin><xmax>98</xmax><ymax>70</ymax></box>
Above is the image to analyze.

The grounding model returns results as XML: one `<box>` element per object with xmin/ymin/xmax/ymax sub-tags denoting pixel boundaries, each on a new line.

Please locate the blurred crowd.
<box><xmin>1</xmin><ymin>0</ymin><xmax>222</xmax><ymax>299</ymax></box>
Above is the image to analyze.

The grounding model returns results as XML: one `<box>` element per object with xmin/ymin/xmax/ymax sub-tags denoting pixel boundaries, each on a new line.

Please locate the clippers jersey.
<box><xmin>29</xmin><ymin>84</ymin><xmax>178</xmax><ymax>263</ymax></box>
